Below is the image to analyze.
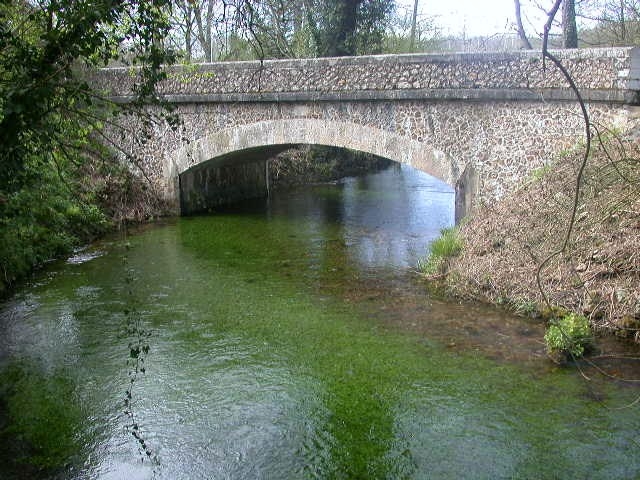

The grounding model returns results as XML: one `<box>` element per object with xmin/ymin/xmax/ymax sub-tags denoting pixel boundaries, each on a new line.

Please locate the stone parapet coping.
<box><xmin>108</xmin><ymin>87</ymin><xmax>639</xmax><ymax>105</ymax></box>
<box><xmin>103</xmin><ymin>47</ymin><xmax>638</xmax><ymax>70</ymax></box>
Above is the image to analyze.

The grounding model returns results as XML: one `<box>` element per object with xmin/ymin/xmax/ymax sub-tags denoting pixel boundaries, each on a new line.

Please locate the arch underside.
<box><xmin>170</xmin><ymin>119</ymin><xmax>460</xmax><ymax>188</ymax></box>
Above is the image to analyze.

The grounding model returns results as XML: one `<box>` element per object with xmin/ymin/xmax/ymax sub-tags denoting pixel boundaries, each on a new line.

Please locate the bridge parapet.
<box><xmin>97</xmin><ymin>47</ymin><xmax>640</xmax><ymax>104</ymax></box>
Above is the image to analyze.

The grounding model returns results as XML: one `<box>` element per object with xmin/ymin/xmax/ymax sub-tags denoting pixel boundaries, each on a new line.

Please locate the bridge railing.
<box><xmin>94</xmin><ymin>48</ymin><xmax>640</xmax><ymax>105</ymax></box>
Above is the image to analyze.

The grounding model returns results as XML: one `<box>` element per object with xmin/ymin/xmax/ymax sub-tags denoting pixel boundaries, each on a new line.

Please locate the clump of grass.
<box><xmin>544</xmin><ymin>313</ymin><xmax>593</xmax><ymax>358</ymax></box>
<box><xmin>418</xmin><ymin>227</ymin><xmax>462</xmax><ymax>276</ymax></box>
<box><xmin>512</xmin><ymin>298</ymin><xmax>539</xmax><ymax>317</ymax></box>
<box><xmin>527</xmin><ymin>164</ymin><xmax>552</xmax><ymax>183</ymax></box>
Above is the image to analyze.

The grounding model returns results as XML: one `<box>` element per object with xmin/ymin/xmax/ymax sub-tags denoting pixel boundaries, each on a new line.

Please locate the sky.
<box><xmin>397</xmin><ymin>0</ymin><xmax>549</xmax><ymax>38</ymax></box>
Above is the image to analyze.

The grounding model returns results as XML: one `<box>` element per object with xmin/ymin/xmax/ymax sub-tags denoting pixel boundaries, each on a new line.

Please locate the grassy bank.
<box><xmin>0</xmin><ymin>160</ymin><xmax>169</xmax><ymax>296</ymax></box>
<box><xmin>423</xmin><ymin>132</ymin><xmax>640</xmax><ymax>341</ymax></box>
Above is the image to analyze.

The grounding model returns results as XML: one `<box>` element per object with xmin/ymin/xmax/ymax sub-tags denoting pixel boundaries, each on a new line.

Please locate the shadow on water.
<box><xmin>1</xmin><ymin>165</ymin><xmax>640</xmax><ymax>479</ymax></box>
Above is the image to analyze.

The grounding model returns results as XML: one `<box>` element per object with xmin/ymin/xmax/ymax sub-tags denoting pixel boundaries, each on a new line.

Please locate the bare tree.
<box><xmin>514</xmin><ymin>0</ymin><xmax>533</xmax><ymax>48</ymax></box>
<box><xmin>172</xmin><ymin>0</ymin><xmax>196</xmax><ymax>61</ymax></box>
<box><xmin>193</xmin><ymin>0</ymin><xmax>217</xmax><ymax>61</ymax></box>
<box><xmin>590</xmin><ymin>0</ymin><xmax>640</xmax><ymax>45</ymax></box>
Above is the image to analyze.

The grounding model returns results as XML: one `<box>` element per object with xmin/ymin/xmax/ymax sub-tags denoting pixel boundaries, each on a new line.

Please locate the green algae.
<box><xmin>0</xmin><ymin>171</ymin><xmax>639</xmax><ymax>479</ymax></box>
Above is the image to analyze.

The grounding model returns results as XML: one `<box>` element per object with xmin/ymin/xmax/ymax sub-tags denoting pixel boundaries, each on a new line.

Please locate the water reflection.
<box><xmin>340</xmin><ymin>164</ymin><xmax>454</xmax><ymax>270</ymax></box>
<box><xmin>260</xmin><ymin>164</ymin><xmax>454</xmax><ymax>273</ymax></box>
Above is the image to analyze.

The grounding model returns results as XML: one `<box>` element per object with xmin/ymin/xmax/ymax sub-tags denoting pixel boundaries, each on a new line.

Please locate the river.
<box><xmin>1</xmin><ymin>164</ymin><xmax>639</xmax><ymax>479</ymax></box>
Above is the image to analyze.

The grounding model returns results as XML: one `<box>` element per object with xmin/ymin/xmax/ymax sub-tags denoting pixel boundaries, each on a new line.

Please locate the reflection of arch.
<box><xmin>167</xmin><ymin>118</ymin><xmax>460</xmax><ymax>187</ymax></box>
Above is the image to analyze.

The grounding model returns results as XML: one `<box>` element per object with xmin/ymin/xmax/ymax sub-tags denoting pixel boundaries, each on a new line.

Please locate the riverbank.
<box><xmin>437</xmin><ymin>132</ymin><xmax>640</xmax><ymax>339</ymax></box>
<box><xmin>0</xmin><ymin>160</ymin><xmax>172</xmax><ymax>297</ymax></box>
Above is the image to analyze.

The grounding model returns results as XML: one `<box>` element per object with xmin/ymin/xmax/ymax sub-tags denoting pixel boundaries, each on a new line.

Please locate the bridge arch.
<box><xmin>168</xmin><ymin>118</ymin><xmax>470</xmax><ymax>216</ymax></box>
<box><xmin>170</xmin><ymin>118</ymin><xmax>460</xmax><ymax>186</ymax></box>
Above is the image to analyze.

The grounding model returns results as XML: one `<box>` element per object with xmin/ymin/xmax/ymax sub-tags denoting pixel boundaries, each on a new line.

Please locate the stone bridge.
<box><xmin>96</xmin><ymin>47</ymin><xmax>640</xmax><ymax>220</ymax></box>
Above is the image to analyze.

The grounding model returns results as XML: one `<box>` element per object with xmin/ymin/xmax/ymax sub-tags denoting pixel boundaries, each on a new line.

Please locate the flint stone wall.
<box><xmin>96</xmin><ymin>48</ymin><xmax>640</xmax><ymax>217</ymax></box>
<box><xmin>98</xmin><ymin>48</ymin><xmax>640</xmax><ymax>100</ymax></box>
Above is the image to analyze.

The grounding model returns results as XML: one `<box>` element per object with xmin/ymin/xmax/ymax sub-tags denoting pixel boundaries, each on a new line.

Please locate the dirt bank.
<box><xmin>443</xmin><ymin>132</ymin><xmax>640</xmax><ymax>339</ymax></box>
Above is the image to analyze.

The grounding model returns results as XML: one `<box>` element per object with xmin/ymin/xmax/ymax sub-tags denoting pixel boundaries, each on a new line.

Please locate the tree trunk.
<box><xmin>619</xmin><ymin>0</ymin><xmax>627</xmax><ymax>43</ymax></box>
<box><xmin>193</xmin><ymin>0</ymin><xmax>214</xmax><ymax>61</ymax></box>
<box><xmin>562</xmin><ymin>0</ymin><xmax>578</xmax><ymax>48</ymax></box>
<box><xmin>514</xmin><ymin>0</ymin><xmax>533</xmax><ymax>49</ymax></box>
<box><xmin>334</xmin><ymin>0</ymin><xmax>361</xmax><ymax>56</ymax></box>
<box><xmin>206</xmin><ymin>0</ymin><xmax>214</xmax><ymax>61</ymax></box>
<box><xmin>185</xmin><ymin>2</ymin><xmax>193</xmax><ymax>62</ymax></box>
<box><xmin>410</xmin><ymin>0</ymin><xmax>419</xmax><ymax>51</ymax></box>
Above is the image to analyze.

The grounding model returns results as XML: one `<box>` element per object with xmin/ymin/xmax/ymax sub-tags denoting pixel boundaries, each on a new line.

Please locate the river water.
<box><xmin>1</xmin><ymin>164</ymin><xmax>640</xmax><ymax>479</ymax></box>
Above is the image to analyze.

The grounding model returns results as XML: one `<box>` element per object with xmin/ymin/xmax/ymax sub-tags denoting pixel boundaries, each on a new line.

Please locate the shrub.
<box><xmin>0</xmin><ymin>162</ymin><xmax>109</xmax><ymax>293</ymax></box>
<box><xmin>544</xmin><ymin>313</ymin><xmax>593</xmax><ymax>358</ymax></box>
<box><xmin>419</xmin><ymin>227</ymin><xmax>462</xmax><ymax>276</ymax></box>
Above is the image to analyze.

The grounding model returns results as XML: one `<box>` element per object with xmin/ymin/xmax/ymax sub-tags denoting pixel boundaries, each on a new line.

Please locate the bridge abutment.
<box><xmin>179</xmin><ymin>160</ymin><xmax>269</xmax><ymax>215</ymax></box>
<box><xmin>455</xmin><ymin>165</ymin><xmax>479</xmax><ymax>224</ymax></box>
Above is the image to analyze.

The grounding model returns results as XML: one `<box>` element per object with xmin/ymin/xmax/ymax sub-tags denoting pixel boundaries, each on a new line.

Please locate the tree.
<box><xmin>171</xmin><ymin>0</ymin><xmax>197</xmax><ymax>61</ymax></box>
<box><xmin>167</xmin><ymin>0</ymin><xmax>310</xmax><ymax>61</ymax></box>
<box><xmin>514</xmin><ymin>0</ymin><xmax>533</xmax><ymax>48</ymax></box>
<box><xmin>562</xmin><ymin>0</ymin><xmax>579</xmax><ymax>46</ymax></box>
<box><xmin>409</xmin><ymin>0</ymin><xmax>419</xmax><ymax>50</ymax></box>
<box><xmin>239</xmin><ymin>0</ymin><xmax>315</xmax><ymax>58</ymax></box>
<box><xmin>383</xmin><ymin>1</ymin><xmax>440</xmax><ymax>53</ymax></box>
<box><xmin>1</xmin><ymin>0</ymin><xmax>175</xmax><ymax>183</ymax></box>
<box><xmin>0</xmin><ymin>0</ymin><xmax>176</xmax><ymax>290</ymax></box>
<box><xmin>306</xmin><ymin>0</ymin><xmax>396</xmax><ymax>56</ymax></box>
<box><xmin>585</xmin><ymin>0</ymin><xmax>640</xmax><ymax>45</ymax></box>
<box><xmin>192</xmin><ymin>0</ymin><xmax>218</xmax><ymax>61</ymax></box>
<box><xmin>165</xmin><ymin>0</ymin><xmax>397</xmax><ymax>61</ymax></box>
<box><xmin>327</xmin><ymin>0</ymin><xmax>361</xmax><ymax>56</ymax></box>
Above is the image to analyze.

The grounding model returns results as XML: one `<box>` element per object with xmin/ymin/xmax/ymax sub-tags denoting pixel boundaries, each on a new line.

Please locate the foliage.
<box><xmin>257</xmin><ymin>0</ymin><xmax>397</xmax><ymax>58</ymax></box>
<box><xmin>0</xmin><ymin>0</ymin><xmax>176</xmax><ymax>292</ymax></box>
<box><xmin>383</xmin><ymin>3</ymin><xmax>441</xmax><ymax>54</ymax></box>
<box><xmin>419</xmin><ymin>227</ymin><xmax>462</xmax><ymax>276</ymax></box>
<box><xmin>308</xmin><ymin>0</ymin><xmax>395</xmax><ymax>56</ymax></box>
<box><xmin>382</xmin><ymin>30</ymin><xmax>440</xmax><ymax>54</ymax></box>
<box><xmin>0</xmin><ymin>162</ymin><xmax>110</xmax><ymax>291</ymax></box>
<box><xmin>544</xmin><ymin>313</ymin><xmax>593</xmax><ymax>358</ymax></box>
<box><xmin>241</xmin><ymin>0</ymin><xmax>316</xmax><ymax>58</ymax></box>
<box><xmin>0</xmin><ymin>0</ymin><xmax>174</xmax><ymax>181</ymax></box>
<box><xmin>168</xmin><ymin>0</ymin><xmax>398</xmax><ymax>61</ymax></box>
<box><xmin>512</xmin><ymin>298</ymin><xmax>539</xmax><ymax>317</ymax></box>
<box><xmin>170</xmin><ymin>0</ymin><xmax>640</xmax><ymax>61</ymax></box>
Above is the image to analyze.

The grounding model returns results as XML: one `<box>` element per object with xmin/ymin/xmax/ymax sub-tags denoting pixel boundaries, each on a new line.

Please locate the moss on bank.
<box><xmin>431</xmin><ymin>133</ymin><xmax>640</xmax><ymax>340</ymax></box>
